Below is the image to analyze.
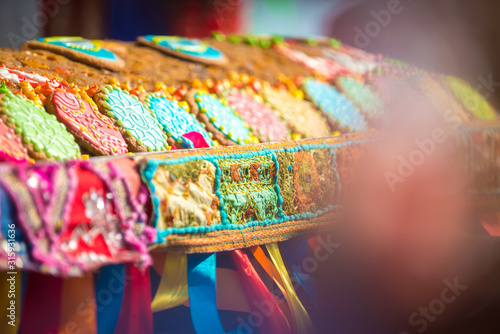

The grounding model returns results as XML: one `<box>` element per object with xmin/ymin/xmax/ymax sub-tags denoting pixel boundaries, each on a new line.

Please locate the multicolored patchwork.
<box><xmin>303</xmin><ymin>78</ymin><xmax>367</xmax><ymax>132</ymax></box>
<box><xmin>219</xmin><ymin>155</ymin><xmax>280</xmax><ymax>224</ymax></box>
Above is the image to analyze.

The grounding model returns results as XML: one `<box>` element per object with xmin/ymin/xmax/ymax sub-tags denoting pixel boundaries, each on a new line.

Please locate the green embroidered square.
<box><xmin>219</xmin><ymin>155</ymin><xmax>280</xmax><ymax>224</ymax></box>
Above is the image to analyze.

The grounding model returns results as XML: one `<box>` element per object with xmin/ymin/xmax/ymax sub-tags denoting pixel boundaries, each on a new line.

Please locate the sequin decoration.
<box><xmin>52</xmin><ymin>90</ymin><xmax>128</xmax><ymax>155</ymax></box>
<box><xmin>0</xmin><ymin>91</ymin><xmax>80</xmax><ymax>160</ymax></box>
<box><xmin>303</xmin><ymin>78</ymin><xmax>367</xmax><ymax>132</ymax></box>
<box><xmin>195</xmin><ymin>92</ymin><xmax>254</xmax><ymax>144</ymax></box>
<box><xmin>145</xmin><ymin>95</ymin><xmax>212</xmax><ymax>148</ymax></box>
<box><xmin>261</xmin><ymin>86</ymin><xmax>330</xmax><ymax>138</ymax></box>
<box><xmin>102</xmin><ymin>87</ymin><xmax>168</xmax><ymax>152</ymax></box>
<box><xmin>225</xmin><ymin>90</ymin><xmax>289</xmax><ymax>142</ymax></box>
<box><xmin>336</xmin><ymin>76</ymin><xmax>384</xmax><ymax>120</ymax></box>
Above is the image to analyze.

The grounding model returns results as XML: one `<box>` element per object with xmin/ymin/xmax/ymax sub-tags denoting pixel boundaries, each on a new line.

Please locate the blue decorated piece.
<box><xmin>141</xmin><ymin>35</ymin><xmax>225</xmax><ymax>61</ymax></box>
<box><xmin>146</xmin><ymin>95</ymin><xmax>213</xmax><ymax>148</ymax></box>
<box><xmin>36</xmin><ymin>36</ymin><xmax>119</xmax><ymax>61</ymax></box>
<box><xmin>303</xmin><ymin>78</ymin><xmax>368</xmax><ymax>132</ymax></box>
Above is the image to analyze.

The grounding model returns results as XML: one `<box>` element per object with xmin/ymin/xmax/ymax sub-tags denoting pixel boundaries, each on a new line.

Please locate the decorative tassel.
<box><xmin>187</xmin><ymin>253</ymin><xmax>225</xmax><ymax>334</ymax></box>
<box><xmin>113</xmin><ymin>264</ymin><xmax>153</xmax><ymax>334</ymax></box>
<box><xmin>151</xmin><ymin>252</ymin><xmax>189</xmax><ymax>311</ymax></box>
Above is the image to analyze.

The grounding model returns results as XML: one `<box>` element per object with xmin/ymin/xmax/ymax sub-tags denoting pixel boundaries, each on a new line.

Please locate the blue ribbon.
<box><xmin>96</xmin><ymin>264</ymin><xmax>125</xmax><ymax>334</ymax></box>
<box><xmin>281</xmin><ymin>238</ymin><xmax>319</xmax><ymax>307</ymax></box>
<box><xmin>187</xmin><ymin>253</ymin><xmax>225</xmax><ymax>334</ymax></box>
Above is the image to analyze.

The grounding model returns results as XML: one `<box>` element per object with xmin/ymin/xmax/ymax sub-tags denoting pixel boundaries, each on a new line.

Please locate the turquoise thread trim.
<box><xmin>141</xmin><ymin>137</ymin><xmax>371</xmax><ymax>243</ymax></box>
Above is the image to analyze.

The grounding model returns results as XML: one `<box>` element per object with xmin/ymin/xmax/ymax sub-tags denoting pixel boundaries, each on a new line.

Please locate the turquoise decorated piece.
<box><xmin>101</xmin><ymin>86</ymin><xmax>168</xmax><ymax>152</ymax></box>
<box><xmin>337</xmin><ymin>76</ymin><xmax>384</xmax><ymax>120</ymax></box>
<box><xmin>142</xmin><ymin>35</ymin><xmax>225</xmax><ymax>61</ymax></box>
<box><xmin>195</xmin><ymin>92</ymin><xmax>254</xmax><ymax>144</ymax></box>
<box><xmin>146</xmin><ymin>95</ymin><xmax>213</xmax><ymax>148</ymax></box>
<box><xmin>36</xmin><ymin>36</ymin><xmax>118</xmax><ymax>61</ymax></box>
<box><xmin>303</xmin><ymin>78</ymin><xmax>367</xmax><ymax>132</ymax></box>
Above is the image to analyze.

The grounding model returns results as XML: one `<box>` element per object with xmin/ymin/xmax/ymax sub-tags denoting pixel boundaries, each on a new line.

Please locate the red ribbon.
<box><xmin>230</xmin><ymin>250</ymin><xmax>290</xmax><ymax>334</ymax></box>
<box><xmin>113</xmin><ymin>264</ymin><xmax>153</xmax><ymax>334</ymax></box>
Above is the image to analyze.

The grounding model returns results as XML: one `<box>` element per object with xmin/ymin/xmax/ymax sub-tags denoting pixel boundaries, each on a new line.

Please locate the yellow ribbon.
<box><xmin>151</xmin><ymin>252</ymin><xmax>189</xmax><ymax>312</ymax></box>
<box><xmin>266</xmin><ymin>243</ymin><xmax>313</xmax><ymax>334</ymax></box>
<box><xmin>0</xmin><ymin>271</ymin><xmax>22</xmax><ymax>334</ymax></box>
<box><xmin>250</xmin><ymin>246</ymin><xmax>294</xmax><ymax>332</ymax></box>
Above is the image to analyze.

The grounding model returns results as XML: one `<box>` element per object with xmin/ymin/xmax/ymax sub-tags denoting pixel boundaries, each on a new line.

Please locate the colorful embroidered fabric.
<box><xmin>0</xmin><ymin>159</ymin><xmax>155</xmax><ymax>275</ymax></box>
<box><xmin>142</xmin><ymin>136</ymin><xmax>357</xmax><ymax>251</ymax></box>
